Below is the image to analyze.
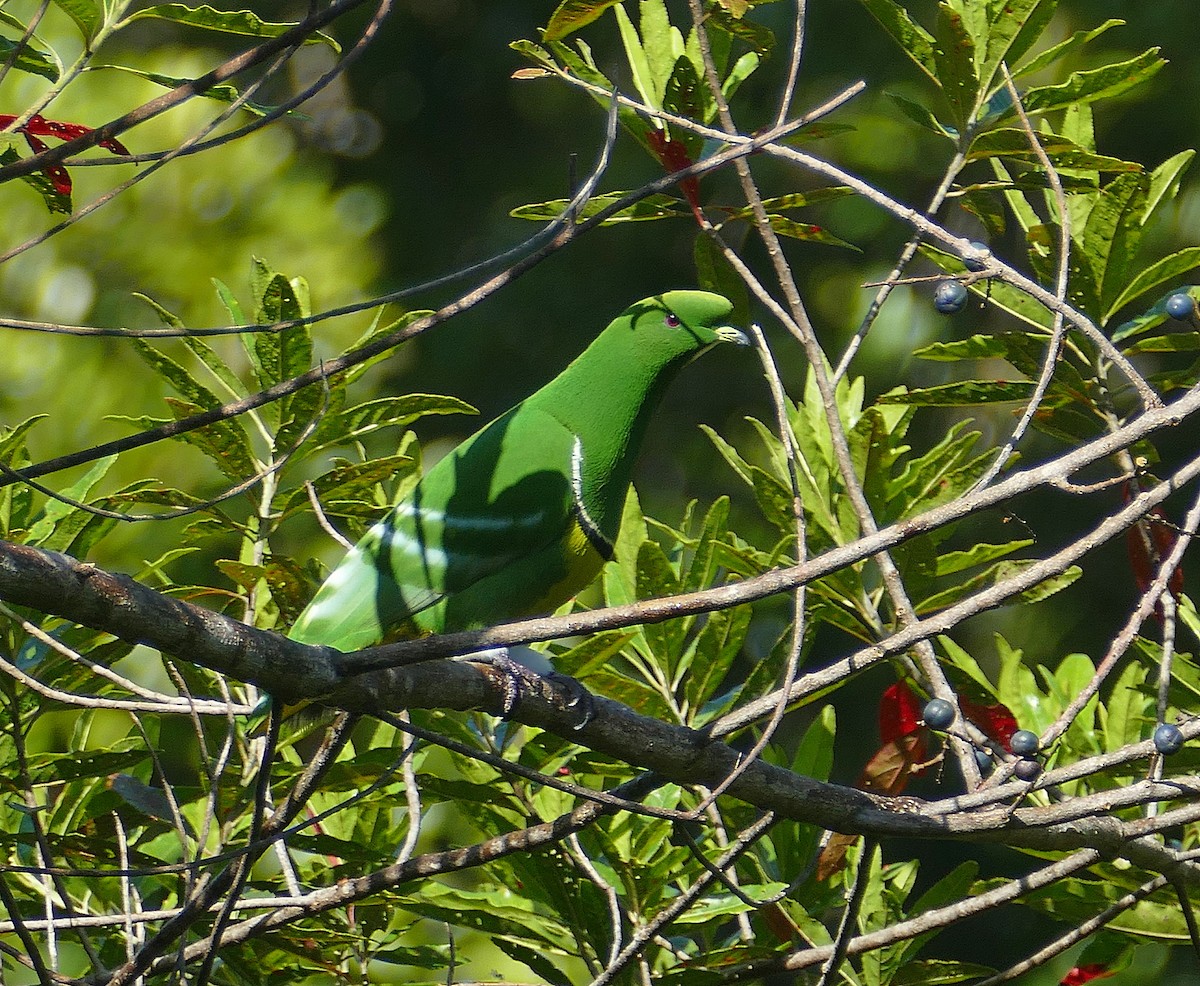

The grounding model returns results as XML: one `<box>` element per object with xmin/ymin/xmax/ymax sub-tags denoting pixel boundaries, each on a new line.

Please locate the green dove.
<box><xmin>289</xmin><ymin>290</ymin><xmax>747</xmax><ymax>661</ymax></box>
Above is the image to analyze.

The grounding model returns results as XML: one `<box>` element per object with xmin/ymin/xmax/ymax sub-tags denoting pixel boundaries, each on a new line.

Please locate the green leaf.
<box><xmin>1145</xmin><ymin>150</ymin><xmax>1195</xmax><ymax>229</ymax></box>
<box><xmin>766</xmin><ymin>215</ymin><xmax>860</xmax><ymax>251</ymax></box>
<box><xmin>687</xmin><ymin>605</ymin><xmax>751</xmax><ymax>717</ymax></box>
<box><xmin>980</xmin><ymin>0</ymin><xmax>1057</xmax><ymax>89</ymax></box>
<box><xmin>887</xmin><ymin>91</ymin><xmax>953</xmax><ymax>136</ymax></box>
<box><xmin>1126</xmin><ymin>332</ymin><xmax>1200</xmax><ymax>354</ymax></box>
<box><xmin>1022</xmin><ymin>48</ymin><xmax>1166</xmax><ymax>113</ymax></box>
<box><xmin>96</xmin><ymin>65</ymin><xmax>278</xmax><ymax>116</ymax></box>
<box><xmin>875</xmin><ymin>380</ymin><xmax>1035</xmax><ymax>406</ymax></box>
<box><xmin>543</xmin><ymin>0</ymin><xmax>622</xmax><ymax>40</ymax></box>
<box><xmin>510</xmin><ymin>191</ymin><xmax>689</xmax><ymax>223</ymax></box>
<box><xmin>793</xmin><ymin>704</ymin><xmax>836</xmax><ymax>783</ymax></box>
<box><xmin>967</xmin><ymin>128</ymin><xmax>1141</xmax><ymax>173</ymax></box>
<box><xmin>306</xmin><ymin>394</ymin><xmax>475</xmax><ymax>456</ymax></box>
<box><xmin>1016</xmin><ymin>564</ymin><xmax>1081</xmax><ymax>604</ymax></box>
<box><xmin>636</xmin><ymin>539</ymin><xmax>684</xmax><ymax>666</ymax></box>
<box><xmin>162</xmin><ymin>398</ymin><xmax>257</xmax><ymax>482</ymax></box>
<box><xmin>721</xmin><ymin>50</ymin><xmax>761</xmax><ymax>104</ymax></box>
<box><xmin>123</xmin><ymin>4</ymin><xmax>340</xmax><ymax>50</ymax></box>
<box><xmin>1106</xmin><ymin>247</ymin><xmax>1200</xmax><ymax>322</ymax></box>
<box><xmin>662</xmin><ymin>55</ymin><xmax>704</xmax><ymax>127</ymax></box>
<box><xmin>935</xmin><ymin>540</ymin><xmax>1033</xmax><ymax>577</ymax></box>
<box><xmin>280</xmin><ymin>454</ymin><xmax>415</xmax><ymax>519</ymax></box>
<box><xmin>27</xmin><ymin>455</ymin><xmax>116</xmax><ymax>544</ymax></box>
<box><xmin>0</xmin><ymin>31</ymin><xmax>60</xmax><ymax>82</ymax></box>
<box><xmin>51</xmin><ymin>0</ymin><xmax>102</xmax><ymax>39</ymax></box>
<box><xmin>130</xmin><ymin>338</ymin><xmax>224</xmax><ymax>412</ymax></box>
<box><xmin>638</xmin><ymin>0</ymin><xmax>684</xmax><ymax>109</ymax></box>
<box><xmin>0</xmin><ymin>146</ymin><xmax>70</xmax><ymax>215</ymax></box>
<box><xmin>1081</xmin><ymin>172</ymin><xmax>1149</xmax><ymax>318</ymax></box>
<box><xmin>891</xmin><ymin>959</ymin><xmax>996</xmax><ymax>985</ymax></box>
<box><xmin>1014</xmin><ymin>17</ymin><xmax>1122</xmax><ymax>78</ymax></box>
<box><xmin>706</xmin><ymin>8</ymin><xmax>774</xmax><ymax>57</ymax></box>
<box><xmin>913</xmin><ymin>333</ymin><xmax>1017</xmax><ymax>362</ymax></box>
<box><xmin>855</xmin><ymin>0</ymin><xmax>938</xmax><ymax>86</ymax></box>
<box><xmin>933</xmin><ymin>3</ymin><xmax>978</xmax><ymax>131</ymax></box>
<box><xmin>614</xmin><ymin>2</ymin><xmax>658</xmax><ymax>108</ymax></box>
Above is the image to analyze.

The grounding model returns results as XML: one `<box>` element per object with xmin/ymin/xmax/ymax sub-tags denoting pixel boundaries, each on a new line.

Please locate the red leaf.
<box><xmin>959</xmin><ymin>696</ymin><xmax>1018</xmax><ymax>751</ymax></box>
<box><xmin>21</xmin><ymin>131</ymin><xmax>70</xmax><ymax>194</ymax></box>
<box><xmin>1061</xmin><ymin>963</ymin><xmax>1115</xmax><ymax>985</ymax></box>
<box><xmin>879</xmin><ymin>680</ymin><xmax>923</xmax><ymax>743</ymax></box>
<box><xmin>646</xmin><ymin>128</ymin><xmax>703</xmax><ymax>225</ymax></box>
<box><xmin>1</xmin><ymin>110</ymin><xmax>131</xmax><ymax>205</ymax></box>
<box><xmin>816</xmin><ymin>832</ymin><xmax>857</xmax><ymax>881</ymax></box>
<box><xmin>859</xmin><ymin>733</ymin><xmax>929</xmax><ymax>793</ymax></box>
<box><xmin>1124</xmin><ymin>484</ymin><xmax>1184</xmax><ymax>620</ymax></box>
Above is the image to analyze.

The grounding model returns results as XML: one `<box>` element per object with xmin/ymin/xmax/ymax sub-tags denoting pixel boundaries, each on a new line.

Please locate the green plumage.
<box><xmin>289</xmin><ymin>290</ymin><xmax>745</xmax><ymax>653</ymax></box>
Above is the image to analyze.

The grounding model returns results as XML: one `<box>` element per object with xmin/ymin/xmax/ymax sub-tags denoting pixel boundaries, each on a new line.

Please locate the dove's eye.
<box><xmin>665</xmin><ymin>312</ymin><xmax>681</xmax><ymax>328</ymax></box>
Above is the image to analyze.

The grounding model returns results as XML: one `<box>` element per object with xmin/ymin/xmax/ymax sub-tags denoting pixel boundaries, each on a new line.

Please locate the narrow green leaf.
<box><xmin>1145</xmin><ymin>150</ymin><xmax>1195</xmax><ymax>229</ymax></box>
<box><xmin>1082</xmin><ymin>172</ymin><xmax>1149</xmax><ymax>317</ymax></box>
<box><xmin>706</xmin><ymin>8</ymin><xmax>774</xmax><ymax>56</ymax></box>
<box><xmin>123</xmin><ymin>4</ymin><xmax>339</xmax><ymax>50</ymax></box>
<box><xmin>876</xmin><ymin>380</ymin><xmax>1035</xmax><ymax>406</ymax></box>
<box><xmin>935</xmin><ymin>541</ymin><xmax>1033</xmax><ymax>577</ymax></box>
<box><xmin>614</xmin><ymin>2</ymin><xmax>658</xmax><ymax>108</ymax></box>
<box><xmin>1016</xmin><ymin>565</ymin><xmax>1081</xmax><ymax>603</ymax></box>
<box><xmin>636</xmin><ymin>539</ymin><xmax>684</xmax><ymax>665</ymax></box>
<box><xmin>306</xmin><ymin>394</ymin><xmax>476</xmax><ymax>456</ymax></box>
<box><xmin>212</xmin><ymin>277</ymin><xmax>246</xmax><ymax>324</ymax></box>
<box><xmin>1106</xmin><ymin>247</ymin><xmax>1200</xmax><ymax>321</ymax></box>
<box><xmin>913</xmin><ymin>333</ymin><xmax>1014</xmax><ymax>362</ymax></box>
<box><xmin>28</xmin><ymin>457</ymin><xmax>119</xmax><ymax>549</ymax></box>
<box><xmin>766</xmin><ymin>215</ymin><xmax>860</xmax><ymax>251</ymax></box>
<box><xmin>280</xmin><ymin>454</ymin><xmax>415</xmax><ymax>519</ymax></box>
<box><xmin>0</xmin><ymin>32</ymin><xmax>60</xmax><ymax>81</ymax></box>
<box><xmin>638</xmin><ymin>0</ymin><xmax>684</xmax><ymax>107</ymax></box>
<box><xmin>161</xmin><ymin>398</ymin><xmax>257</xmax><ymax>482</ymax></box>
<box><xmin>919</xmin><ymin>243</ymin><xmax>1055</xmax><ymax>329</ymax></box>
<box><xmin>130</xmin><ymin>338</ymin><xmax>222</xmax><ymax>411</ymax></box>
<box><xmin>0</xmin><ymin>146</ymin><xmax>69</xmax><ymax>214</ymax></box>
<box><xmin>891</xmin><ymin>959</ymin><xmax>996</xmax><ymax>985</ymax></box>
<box><xmin>968</xmin><ymin>128</ymin><xmax>1141</xmax><ymax>172</ymax></box>
<box><xmin>687</xmin><ymin>605</ymin><xmax>751</xmax><ymax>716</ymax></box>
<box><xmin>983</xmin><ymin>0</ymin><xmax>1056</xmax><ymax>84</ymax></box>
<box><xmin>1126</xmin><ymin>332</ymin><xmax>1200</xmax><ymax>354</ymax></box>
<box><xmin>855</xmin><ymin>0</ymin><xmax>938</xmax><ymax>85</ymax></box>
<box><xmin>96</xmin><ymin>65</ymin><xmax>278</xmax><ymax>116</ymax></box>
<box><xmin>1014</xmin><ymin>17</ymin><xmax>1121</xmax><ymax>78</ymax></box>
<box><xmin>662</xmin><ymin>55</ymin><xmax>703</xmax><ymax>125</ymax></box>
<box><xmin>510</xmin><ymin>191</ymin><xmax>688</xmax><ymax>223</ymax></box>
<box><xmin>720</xmin><ymin>50</ymin><xmax>760</xmax><ymax>106</ymax></box>
<box><xmin>887</xmin><ymin>91</ymin><xmax>953</xmax><ymax>136</ymax></box>
<box><xmin>933</xmin><ymin>3</ymin><xmax>978</xmax><ymax>130</ymax></box>
<box><xmin>543</xmin><ymin>0</ymin><xmax>621</xmax><ymax>41</ymax></box>
<box><xmin>52</xmin><ymin>0</ymin><xmax>102</xmax><ymax>40</ymax></box>
<box><xmin>1022</xmin><ymin>49</ymin><xmax>1166</xmax><ymax>113</ymax></box>
<box><xmin>700</xmin><ymin>424</ymin><xmax>753</xmax><ymax>487</ymax></box>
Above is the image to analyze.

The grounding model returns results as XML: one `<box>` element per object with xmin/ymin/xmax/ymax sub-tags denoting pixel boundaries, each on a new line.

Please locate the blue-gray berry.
<box><xmin>922</xmin><ymin>698</ymin><xmax>955</xmax><ymax>730</ymax></box>
<box><xmin>934</xmin><ymin>280</ymin><xmax>968</xmax><ymax>314</ymax></box>
<box><xmin>963</xmin><ymin>241</ymin><xmax>989</xmax><ymax>273</ymax></box>
<box><xmin>1013</xmin><ymin>758</ymin><xmax>1042</xmax><ymax>782</ymax></box>
<box><xmin>1009</xmin><ymin>729</ymin><xmax>1039</xmax><ymax>756</ymax></box>
<box><xmin>1166</xmin><ymin>293</ymin><xmax>1196</xmax><ymax>321</ymax></box>
<box><xmin>1154</xmin><ymin>722</ymin><xmax>1184</xmax><ymax>755</ymax></box>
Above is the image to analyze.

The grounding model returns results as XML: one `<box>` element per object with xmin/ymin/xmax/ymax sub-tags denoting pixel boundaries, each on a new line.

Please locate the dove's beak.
<box><xmin>714</xmin><ymin>325</ymin><xmax>752</xmax><ymax>346</ymax></box>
